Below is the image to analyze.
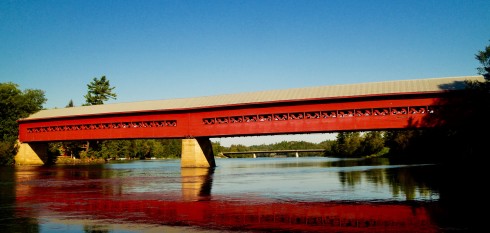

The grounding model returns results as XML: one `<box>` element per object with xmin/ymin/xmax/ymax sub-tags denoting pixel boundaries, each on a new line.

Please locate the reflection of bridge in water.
<box><xmin>15</xmin><ymin>167</ymin><xmax>439</xmax><ymax>232</ymax></box>
<box><xmin>222</xmin><ymin>149</ymin><xmax>326</xmax><ymax>158</ymax></box>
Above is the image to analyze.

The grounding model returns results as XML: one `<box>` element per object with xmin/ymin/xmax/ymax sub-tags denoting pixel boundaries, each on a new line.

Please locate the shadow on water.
<box><xmin>334</xmin><ymin>156</ymin><xmax>482</xmax><ymax>232</ymax></box>
<box><xmin>0</xmin><ymin>157</ymin><xmax>480</xmax><ymax>232</ymax></box>
<box><xmin>0</xmin><ymin>167</ymin><xmax>39</xmax><ymax>232</ymax></box>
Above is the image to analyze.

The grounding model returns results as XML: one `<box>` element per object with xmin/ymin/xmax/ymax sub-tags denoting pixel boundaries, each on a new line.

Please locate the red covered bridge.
<box><xmin>15</xmin><ymin>75</ymin><xmax>484</xmax><ymax>167</ymax></box>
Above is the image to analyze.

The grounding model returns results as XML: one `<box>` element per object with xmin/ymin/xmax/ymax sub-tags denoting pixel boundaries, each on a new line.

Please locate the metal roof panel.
<box><xmin>23</xmin><ymin>76</ymin><xmax>484</xmax><ymax>120</ymax></box>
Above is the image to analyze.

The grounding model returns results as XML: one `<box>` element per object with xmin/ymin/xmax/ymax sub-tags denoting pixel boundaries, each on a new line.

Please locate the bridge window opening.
<box><xmin>305</xmin><ymin>112</ymin><xmax>320</xmax><ymax>119</ymax></box>
<box><xmin>321</xmin><ymin>111</ymin><xmax>337</xmax><ymax>118</ymax></box>
<box><xmin>373</xmin><ymin>108</ymin><xmax>389</xmax><ymax>116</ymax></box>
<box><xmin>274</xmin><ymin>113</ymin><xmax>288</xmax><ymax>121</ymax></box>
<box><xmin>203</xmin><ymin>118</ymin><xmax>215</xmax><ymax>125</ymax></box>
<box><xmin>258</xmin><ymin>114</ymin><xmax>272</xmax><ymax>122</ymax></box>
<box><xmin>166</xmin><ymin>120</ymin><xmax>177</xmax><ymax>127</ymax></box>
<box><xmin>338</xmin><ymin>110</ymin><xmax>354</xmax><ymax>117</ymax></box>
<box><xmin>356</xmin><ymin>109</ymin><xmax>372</xmax><ymax>116</ymax></box>
<box><xmin>216</xmin><ymin>117</ymin><xmax>229</xmax><ymax>124</ymax></box>
<box><xmin>391</xmin><ymin>107</ymin><xmax>408</xmax><ymax>115</ymax></box>
<box><xmin>244</xmin><ymin>115</ymin><xmax>257</xmax><ymax>122</ymax></box>
<box><xmin>409</xmin><ymin>106</ymin><xmax>427</xmax><ymax>114</ymax></box>
<box><xmin>27</xmin><ymin>119</ymin><xmax>179</xmax><ymax>133</ymax></box>
<box><xmin>289</xmin><ymin>112</ymin><xmax>304</xmax><ymax>120</ymax></box>
<box><xmin>229</xmin><ymin>116</ymin><xmax>243</xmax><ymax>123</ymax></box>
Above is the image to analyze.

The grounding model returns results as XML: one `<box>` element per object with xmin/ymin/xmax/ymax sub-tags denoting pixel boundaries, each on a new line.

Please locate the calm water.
<box><xmin>0</xmin><ymin>157</ymin><xmax>478</xmax><ymax>232</ymax></box>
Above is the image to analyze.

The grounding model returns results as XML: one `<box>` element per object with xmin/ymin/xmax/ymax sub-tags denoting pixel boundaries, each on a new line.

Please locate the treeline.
<box><xmin>45</xmin><ymin>125</ymin><xmax>480</xmax><ymax>162</ymax></box>
<box><xmin>48</xmin><ymin>139</ymin><xmax>182</xmax><ymax>160</ymax></box>
<box><xmin>212</xmin><ymin>130</ymin><xmax>445</xmax><ymax>162</ymax></box>
<box><xmin>213</xmin><ymin>140</ymin><xmax>332</xmax><ymax>158</ymax></box>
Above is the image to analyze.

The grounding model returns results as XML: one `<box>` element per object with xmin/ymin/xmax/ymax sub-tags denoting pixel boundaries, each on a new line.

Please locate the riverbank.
<box><xmin>55</xmin><ymin>156</ymin><xmax>106</xmax><ymax>165</ymax></box>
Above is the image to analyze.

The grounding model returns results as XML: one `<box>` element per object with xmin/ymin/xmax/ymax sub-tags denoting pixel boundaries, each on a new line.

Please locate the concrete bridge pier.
<box><xmin>15</xmin><ymin>142</ymin><xmax>48</xmax><ymax>165</ymax></box>
<box><xmin>253</xmin><ymin>153</ymin><xmax>256</xmax><ymax>158</ymax></box>
<box><xmin>181</xmin><ymin>137</ymin><xmax>216</xmax><ymax>168</ymax></box>
<box><xmin>295</xmin><ymin>152</ymin><xmax>299</xmax><ymax>158</ymax></box>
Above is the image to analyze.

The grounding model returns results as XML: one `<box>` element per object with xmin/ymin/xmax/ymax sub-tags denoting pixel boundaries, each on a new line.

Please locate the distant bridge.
<box><xmin>15</xmin><ymin>76</ymin><xmax>484</xmax><ymax>167</ymax></box>
<box><xmin>221</xmin><ymin>149</ymin><xmax>326</xmax><ymax>158</ymax></box>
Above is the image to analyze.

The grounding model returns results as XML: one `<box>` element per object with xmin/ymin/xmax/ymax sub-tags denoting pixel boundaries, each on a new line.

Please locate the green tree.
<box><xmin>409</xmin><ymin>41</ymin><xmax>490</xmax><ymax>162</ymax></box>
<box><xmin>359</xmin><ymin>131</ymin><xmax>385</xmax><ymax>156</ymax></box>
<box><xmin>330</xmin><ymin>132</ymin><xmax>362</xmax><ymax>157</ymax></box>
<box><xmin>66</xmin><ymin>99</ymin><xmax>74</xmax><ymax>107</ymax></box>
<box><xmin>84</xmin><ymin>76</ymin><xmax>117</xmax><ymax>106</ymax></box>
<box><xmin>0</xmin><ymin>82</ymin><xmax>46</xmax><ymax>165</ymax></box>
<box><xmin>475</xmin><ymin>41</ymin><xmax>490</xmax><ymax>81</ymax></box>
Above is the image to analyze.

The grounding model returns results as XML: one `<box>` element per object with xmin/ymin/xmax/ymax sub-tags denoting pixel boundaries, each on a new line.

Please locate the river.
<box><xmin>0</xmin><ymin>157</ymin><xmax>478</xmax><ymax>232</ymax></box>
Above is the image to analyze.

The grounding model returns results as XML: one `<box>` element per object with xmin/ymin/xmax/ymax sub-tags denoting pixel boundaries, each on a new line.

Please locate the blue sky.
<box><xmin>1</xmin><ymin>0</ymin><xmax>489</xmax><ymax>145</ymax></box>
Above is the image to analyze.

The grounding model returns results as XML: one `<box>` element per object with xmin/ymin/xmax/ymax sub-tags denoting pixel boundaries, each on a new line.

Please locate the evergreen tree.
<box><xmin>475</xmin><ymin>41</ymin><xmax>490</xmax><ymax>81</ymax></box>
<box><xmin>66</xmin><ymin>99</ymin><xmax>74</xmax><ymax>107</ymax></box>
<box><xmin>84</xmin><ymin>76</ymin><xmax>117</xmax><ymax>106</ymax></box>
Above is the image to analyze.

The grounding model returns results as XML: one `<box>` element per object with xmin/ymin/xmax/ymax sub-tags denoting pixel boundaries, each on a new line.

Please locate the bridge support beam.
<box><xmin>15</xmin><ymin>142</ymin><xmax>48</xmax><ymax>165</ymax></box>
<box><xmin>181</xmin><ymin>138</ymin><xmax>216</xmax><ymax>168</ymax></box>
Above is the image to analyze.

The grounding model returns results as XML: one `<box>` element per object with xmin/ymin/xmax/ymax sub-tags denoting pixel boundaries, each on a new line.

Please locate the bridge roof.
<box><xmin>23</xmin><ymin>75</ymin><xmax>484</xmax><ymax>121</ymax></box>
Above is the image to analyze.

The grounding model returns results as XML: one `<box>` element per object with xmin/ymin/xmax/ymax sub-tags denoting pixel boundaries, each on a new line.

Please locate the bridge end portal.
<box><xmin>15</xmin><ymin>141</ymin><xmax>48</xmax><ymax>165</ymax></box>
<box><xmin>181</xmin><ymin>138</ymin><xmax>216</xmax><ymax>168</ymax></box>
